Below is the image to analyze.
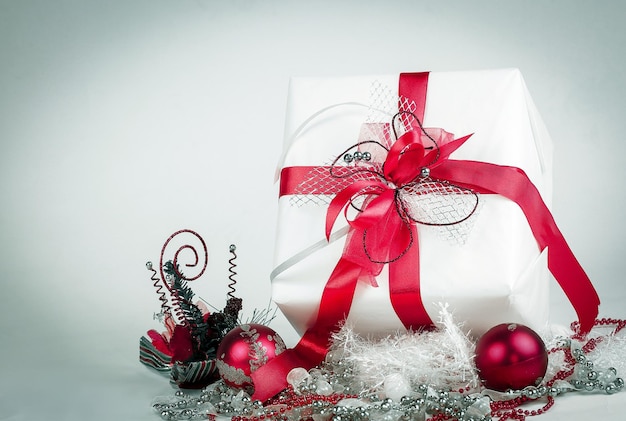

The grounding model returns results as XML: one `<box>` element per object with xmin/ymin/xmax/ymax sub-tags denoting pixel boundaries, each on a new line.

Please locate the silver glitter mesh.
<box><xmin>399</xmin><ymin>181</ymin><xmax>482</xmax><ymax>245</ymax></box>
<box><xmin>368</xmin><ymin>80</ymin><xmax>419</xmax><ymax>140</ymax></box>
<box><xmin>367</xmin><ymin>80</ymin><xmax>395</xmax><ymax>143</ymax></box>
<box><xmin>289</xmin><ymin>80</ymin><xmax>399</xmax><ymax>207</ymax></box>
<box><xmin>288</xmin><ymin>162</ymin><xmax>383</xmax><ymax>207</ymax></box>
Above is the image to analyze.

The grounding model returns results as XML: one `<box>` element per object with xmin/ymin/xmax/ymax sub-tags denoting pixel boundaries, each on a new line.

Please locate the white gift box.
<box><xmin>272</xmin><ymin>69</ymin><xmax>554</xmax><ymax>338</ymax></box>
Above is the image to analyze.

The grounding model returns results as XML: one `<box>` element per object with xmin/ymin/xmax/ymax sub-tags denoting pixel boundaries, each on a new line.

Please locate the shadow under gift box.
<box><xmin>271</xmin><ymin>69</ymin><xmax>556</xmax><ymax>338</ymax></box>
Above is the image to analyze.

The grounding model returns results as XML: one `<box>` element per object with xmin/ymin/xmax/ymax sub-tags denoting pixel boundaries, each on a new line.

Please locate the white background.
<box><xmin>1</xmin><ymin>1</ymin><xmax>625</xmax><ymax>419</ymax></box>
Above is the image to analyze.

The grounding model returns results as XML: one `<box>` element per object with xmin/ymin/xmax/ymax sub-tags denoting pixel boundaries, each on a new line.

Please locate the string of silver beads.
<box><xmin>343</xmin><ymin>151</ymin><xmax>372</xmax><ymax>163</ymax></box>
<box><xmin>151</xmin><ymin>338</ymin><xmax>624</xmax><ymax>421</ymax></box>
<box><xmin>569</xmin><ymin>347</ymin><xmax>624</xmax><ymax>394</ymax></box>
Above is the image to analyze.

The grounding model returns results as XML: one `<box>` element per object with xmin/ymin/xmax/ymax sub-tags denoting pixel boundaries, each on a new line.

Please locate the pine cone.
<box><xmin>224</xmin><ymin>297</ymin><xmax>243</xmax><ymax>317</ymax></box>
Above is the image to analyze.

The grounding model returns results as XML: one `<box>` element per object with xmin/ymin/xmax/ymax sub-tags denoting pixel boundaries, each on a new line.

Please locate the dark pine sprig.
<box><xmin>164</xmin><ymin>261</ymin><xmax>243</xmax><ymax>362</ymax></box>
<box><xmin>164</xmin><ymin>261</ymin><xmax>213</xmax><ymax>360</ymax></box>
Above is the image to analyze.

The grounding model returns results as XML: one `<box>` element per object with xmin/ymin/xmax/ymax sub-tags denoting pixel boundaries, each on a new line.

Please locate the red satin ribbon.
<box><xmin>251</xmin><ymin>72</ymin><xmax>600</xmax><ymax>401</ymax></box>
<box><xmin>430</xmin><ymin>160</ymin><xmax>600</xmax><ymax>336</ymax></box>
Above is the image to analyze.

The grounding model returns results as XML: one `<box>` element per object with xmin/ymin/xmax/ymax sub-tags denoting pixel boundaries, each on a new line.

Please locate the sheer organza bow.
<box><xmin>325</xmin><ymin>112</ymin><xmax>476</xmax><ymax>266</ymax></box>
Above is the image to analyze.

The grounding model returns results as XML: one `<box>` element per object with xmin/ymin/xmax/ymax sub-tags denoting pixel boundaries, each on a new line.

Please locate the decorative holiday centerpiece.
<box><xmin>140</xmin><ymin>229</ymin><xmax>283</xmax><ymax>389</ymax></box>
<box><xmin>139</xmin><ymin>234</ymin><xmax>626</xmax><ymax>421</ymax></box>
<box><xmin>140</xmin><ymin>70</ymin><xmax>626</xmax><ymax>421</ymax></box>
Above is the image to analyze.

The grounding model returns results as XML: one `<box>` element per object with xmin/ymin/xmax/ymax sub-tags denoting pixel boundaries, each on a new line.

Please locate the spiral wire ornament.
<box><xmin>227</xmin><ymin>244</ymin><xmax>238</xmax><ymax>299</ymax></box>
<box><xmin>159</xmin><ymin>229</ymin><xmax>208</xmax><ymax>284</ymax></box>
<box><xmin>157</xmin><ymin>229</ymin><xmax>209</xmax><ymax>327</ymax></box>
<box><xmin>146</xmin><ymin>261</ymin><xmax>171</xmax><ymax>316</ymax></box>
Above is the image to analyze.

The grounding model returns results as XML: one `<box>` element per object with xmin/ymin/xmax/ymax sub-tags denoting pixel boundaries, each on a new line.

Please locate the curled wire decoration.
<box><xmin>362</xmin><ymin>214</ymin><xmax>415</xmax><ymax>265</ymax></box>
<box><xmin>397</xmin><ymin>180</ymin><xmax>480</xmax><ymax>227</ymax></box>
<box><xmin>146</xmin><ymin>261</ymin><xmax>171</xmax><ymax>315</ymax></box>
<box><xmin>159</xmin><ymin>229</ymin><xmax>208</xmax><ymax>286</ymax></box>
<box><xmin>227</xmin><ymin>244</ymin><xmax>238</xmax><ymax>299</ymax></box>
<box><xmin>171</xmin><ymin>292</ymin><xmax>189</xmax><ymax>327</ymax></box>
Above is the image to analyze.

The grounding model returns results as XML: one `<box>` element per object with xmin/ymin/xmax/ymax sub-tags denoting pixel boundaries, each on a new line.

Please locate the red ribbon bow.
<box><xmin>325</xmin><ymin>118</ymin><xmax>475</xmax><ymax>272</ymax></box>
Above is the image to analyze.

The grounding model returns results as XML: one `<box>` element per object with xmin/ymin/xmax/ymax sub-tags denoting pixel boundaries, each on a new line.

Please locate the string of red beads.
<box><xmin>230</xmin><ymin>390</ymin><xmax>359</xmax><ymax>421</ymax></box>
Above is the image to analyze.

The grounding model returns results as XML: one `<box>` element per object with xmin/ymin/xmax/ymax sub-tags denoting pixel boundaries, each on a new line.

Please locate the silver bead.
<box><xmin>362</xmin><ymin>151</ymin><xmax>372</xmax><ymax>161</ymax></box>
<box><xmin>420</xmin><ymin>167</ymin><xmax>430</xmax><ymax>178</ymax></box>
<box><xmin>570</xmin><ymin>380</ymin><xmax>583</xmax><ymax>390</ymax></box>
<box><xmin>584</xmin><ymin>381</ymin><xmax>596</xmax><ymax>391</ymax></box>
<box><xmin>548</xmin><ymin>387</ymin><xmax>560</xmax><ymax>397</ymax></box>
<box><xmin>343</xmin><ymin>153</ymin><xmax>353</xmax><ymax>163</ymax></box>
<box><xmin>462</xmin><ymin>395</ymin><xmax>475</xmax><ymax>405</ymax></box>
<box><xmin>146</xmin><ymin>261</ymin><xmax>153</xmax><ymax>270</ymax></box>
<box><xmin>523</xmin><ymin>387</ymin><xmax>539</xmax><ymax>399</ymax></box>
<box><xmin>353</xmin><ymin>151</ymin><xmax>363</xmax><ymax>161</ymax></box>
<box><xmin>556</xmin><ymin>338</ymin><xmax>571</xmax><ymax>348</ymax></box>
<box><xmin>587</xmin><ymin>371</ymin><xmax>598</xmax><ymax>381</ymax></box>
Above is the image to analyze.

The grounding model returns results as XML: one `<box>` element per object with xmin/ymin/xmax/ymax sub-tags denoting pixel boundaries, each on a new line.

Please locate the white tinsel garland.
<box><xmin>327</xmin><ymin>309</ymin><xmax>626</xmax><ymax>403</ymax></box>
<box><xmin>585</xmin><ymin>326</ymin><xmax>626</xmax><ymax>374</ymax></box>
<box><xmin>328</xmin><ymin>304</ymin><xmax>480</xmax><ymax>398</ymax></box>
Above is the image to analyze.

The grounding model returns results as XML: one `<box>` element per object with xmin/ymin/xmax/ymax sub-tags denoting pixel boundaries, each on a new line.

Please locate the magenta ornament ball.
<box><xmin>474</xmin><ymin>323</ymin><xmax>549</xmax><ymax>391</ymax></box>
<box><xmin>216</xmin><ymin>324</ymin><xmax>286</xmax><ymax>389</ymax></box>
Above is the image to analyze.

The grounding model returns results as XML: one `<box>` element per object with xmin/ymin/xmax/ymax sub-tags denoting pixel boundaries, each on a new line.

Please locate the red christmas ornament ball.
<box><xmin>474</xmin><ymin>323</ymin><xmax>548</xmax><ymax>391</ymax></box>
<box><xmin>216</xmin><ymin>323</ymin><xmax>286</xmax><ymax>389</ymax></box>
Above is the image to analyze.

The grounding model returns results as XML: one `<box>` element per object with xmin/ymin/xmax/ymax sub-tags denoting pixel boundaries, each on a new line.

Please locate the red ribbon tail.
<box><xmin>250</xmin><ymin>348</ymin><xmax>313</xmax><ymax>402</ymax></box>
<box><xmin>548</xmin><ymin>227</ymin><xmax>600</xmax><ymax>334</ymax></box>
<box><xmin>389</xmin><ymin>224</ymin><xmax>434</xmax><ymax>330</ymax></box>
<box><xmin>432</xmin><ymin>160</ymin><xmax>600</xmax><ymax>334</ymax></box>
<box><xmin>251</xmin><ymin>259</ymin><xmax>364</xmax><ymax>401</ymax></box>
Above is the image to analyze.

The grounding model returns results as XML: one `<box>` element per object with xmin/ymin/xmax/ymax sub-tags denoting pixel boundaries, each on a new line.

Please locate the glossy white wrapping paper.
<box><xmin>272</xmin><ymin>69</ymin><xmax>553</xmax><ymax>338</ymax></box>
